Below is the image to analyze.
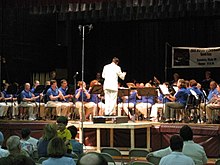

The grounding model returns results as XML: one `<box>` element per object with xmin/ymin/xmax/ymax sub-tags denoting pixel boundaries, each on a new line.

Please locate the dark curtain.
<box><xmin>1</xmin><ymin>1</ymin><xmax>220</xmax><ymax>85</ymax></box>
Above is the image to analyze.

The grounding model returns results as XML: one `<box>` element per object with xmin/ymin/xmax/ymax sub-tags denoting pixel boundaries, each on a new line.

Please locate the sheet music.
<box><xmin>190</xmin><ymin>89</ymin><xmax>198</xmax><ymax>99</ymax></box>
<box><xmin>159</xmin><ymin>84</ymin><xmax>170</xmax><ymax>95</ymax></box>
<box><xmin>173</xmin><ymin>86</ymin><xmax>178</xmax><ymax>93</ymax></box>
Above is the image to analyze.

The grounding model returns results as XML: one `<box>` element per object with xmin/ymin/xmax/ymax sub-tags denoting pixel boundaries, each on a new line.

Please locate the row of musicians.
<box><xmin>0</xmin><ymin>79</ymin><xmax>217</xmax><ymax>122</ymax></box>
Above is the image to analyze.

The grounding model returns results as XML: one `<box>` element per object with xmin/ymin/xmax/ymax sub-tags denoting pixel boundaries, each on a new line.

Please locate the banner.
<box><xmin>172</xmin><ymin>47</ymin><xmax>220</xmax><ymax>68</ymax></box>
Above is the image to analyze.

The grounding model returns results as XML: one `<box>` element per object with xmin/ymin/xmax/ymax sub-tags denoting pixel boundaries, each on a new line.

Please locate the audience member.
<box><xmin>0</xmin><ymin>135</ymin><xmax>33</xmax><ymax>165</ymax></box>
<box><xmin>56</xmin><ymin>116</ymin><xmax>72</xmax><ymax>153</ymax></box>
<box><xmin>68</xmin><ymin>125</ymin><xmax>83</xmax><ymax>156</ymax></box>
<box><xmin>14</xmin><ymin>154</ymin><xmax>35</xmax><ymax>165</ymax></box>
<box><xmin>159</xmin><ymin>135</ymin><xmax>195</xmax><ymax>165</ymax></box>
<box><xmin>77</xmin><ymin>152</ymin><xmax>107</xmax><ymax>165</ymax></box>
<box><xmin>20</xmin><ymin>128</ymin><xmax>38</xmax><ymax>154</ymax></box>
<box><xmin>20</xmin><ymin>129</ymin><xmax>34</xmax><ymax>156</ymax></box>
<box><xmin>37</xmin><ymin>124</ymin><xmax>57</xmax><ymax>158</ymax></box>
<box><xmin>42</xmin><ymin>137</ymin><xmax>75</xmax><ymax>165</ymax></box>
<box><xmin>152</xmin><ymin>125</ymin><xmax>207</xmax><ymax>165</ymax></box>
<box><xmin>0</xmin><ymin>131</ymin><xmax>9</xmax><ymax>158</ymax></box>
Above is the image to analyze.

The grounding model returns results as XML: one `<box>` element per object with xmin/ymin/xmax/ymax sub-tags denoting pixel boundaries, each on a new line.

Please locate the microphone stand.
<box><xmin>78</xmin><ymin>24</ymin><xmax>93</xmax><ymax>144</ymax></box>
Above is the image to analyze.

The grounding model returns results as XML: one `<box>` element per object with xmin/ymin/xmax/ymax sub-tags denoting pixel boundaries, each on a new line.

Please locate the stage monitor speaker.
<box><xmin>93</xmin><ymin>116</ymin><xmax>128</xmax><ymax>124</ymax></box>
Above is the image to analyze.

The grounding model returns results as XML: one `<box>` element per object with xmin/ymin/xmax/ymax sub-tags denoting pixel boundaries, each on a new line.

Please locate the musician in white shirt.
<box><xmin>102</xmin><ymin>57</ymin><xmax>126</xmax><ymax>115</ymax></box>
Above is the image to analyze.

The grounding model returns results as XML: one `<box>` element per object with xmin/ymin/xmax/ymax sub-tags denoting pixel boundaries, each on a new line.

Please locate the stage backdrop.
<box><xmin>172</xmin><ymin>46</ymin><xmax>220</xmax><ymax>68</ymax></box>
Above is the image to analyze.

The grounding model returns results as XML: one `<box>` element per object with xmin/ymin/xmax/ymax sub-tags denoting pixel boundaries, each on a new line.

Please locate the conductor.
<box><xmin>102</xmin><ymin>57</ymin><xmax>126</xmax><ymax>116</ymax></box>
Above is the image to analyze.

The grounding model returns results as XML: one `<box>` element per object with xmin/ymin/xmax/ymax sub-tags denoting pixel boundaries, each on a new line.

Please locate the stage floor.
<box><xmin>0</xmin><ymin>119</ymin><xmax>220</xmax><ymax>158</ymax></box>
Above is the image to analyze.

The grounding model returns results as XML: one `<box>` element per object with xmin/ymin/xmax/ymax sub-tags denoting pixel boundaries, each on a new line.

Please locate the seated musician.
<box><xmin>46</xmin><ymin>80</ymin><xmax>66</xmax><ymax>119</ymax></box>
<box><xmin>20</xmin><ymin>83</ymin><xmax>42</xmax><ymax>120</ymax></box>
<box><xmin>30</xmin><ymin>80</ymin><xmax>45</xmax><ymax>119</ymax></box>
<box><xmin>1</xmin><ymin>83</ymin><xmax>18</xmax><ymax>119</ymax></box>
<box><xmin>150</xmin><ymin>82</ymin><xmax>171</xmax><ymax>122</ymax></box>
<box><xmin>88</xmin><ymin>80</ymin><xmax>105</xmax><ymax>116</ymax></box>
<box><xmin>187</xmin><ymin>80</ymin><xmax>203</xmax><ymax>98</ymax></box>
<box><xmin>136</xmin><ymin>83</ymin><xmax>155</xmax><ymax>119</ymax></box>
<box><xmin>164</xmin><ymin>79</ymin><xmax>188</xmax><ymax>123</ymax></box>
<box><xmin>205</xmin><ymin>84</ymin><xmax>220</xmax><ymax>124</ymax></box>
<box><xmin>75</xmin><ymin>81</ymin><xmax>96</xmax><ymax>121</ymax></box>
<box><xmin>200</xmin><ymin>81</ymin><xmax>218</xmax><ymax>123</ymax></box>
<box><xmin>118</xmin><ymin>88</ymin><xmax>139</xmax><ymax>120</ymax></box>
<box><xmin>58</xmin><ymin>79</ymin><xmax>74</xmax><ymax>119</ymax></box>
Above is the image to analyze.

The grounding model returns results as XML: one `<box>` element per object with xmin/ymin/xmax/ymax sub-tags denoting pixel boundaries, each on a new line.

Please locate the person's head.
<box><xmin>21</xmin><ymin>128</ymin><xmax>31</xmax><ymax>140</ymax></box>
<box><xmin>163</xmin><ymin>82</ymin><xmax>169</xmax><ymax>87</ymax></box>
<box><xmin>78</xmin><ymin>81</ymin><xmax>86</xmax><ymax>88</ymax></box>
<box><xmin>90</xmin><ymin>80</ymin><xmax>100</xmax><ymax>88</ymax></box>
<box><xmin>145</xmin><ymin>83</ymin><xmax>152</xmax><ymax>87</ymax></box>
<box><xmin>43</xmin><ymin>124</ymin><xmax>57</xmax><ymax>141</ymax></box>
<box><xmin>173</xmin><ymin>73</ymin><xmax>180</xmax><ymax>81</ymax></box>
<box><xmin>189</xmin><ymin>79</ymin><xmax>197</xmax><ymax>87</ymax></box>
<box><xmin>50</xmin><ymin>71</ymin><xmax>56</xmax><ymax>79</ymax></box>
<box><xmin>170</xmin><ymin>135</ymin><xmax>183</xmax><ymax>152</ymax></box>
<box><xmin>45</xmin><ymin>81</ymin><xmax>50</xmax><ymax>86</ymax></box>
<box><xmin>0</xmin><ymin>131</ymin><xmax>4</xmax><ymax>146</ymax></box>
<box><xmin>14</xmin><ymin>154</ymin><xmax>35</xmax><ymax>165</ymax></box>
<box><xmin>24</xmin><ymin>83</ymin><xmax>31</xmax><ymax>91</ymax></box>
<box><xmin>179</xmin><ymin>125</ymin><xmax>193</xmax><ymax>141</ymax></box>
<box><xmin>60</xmin><ymin>79</ymin><xmax>68</xmax><ymax>88</ymax></box>
<box><xmin>68</xmin><ymin>125</ymin><xmax>78</xmax><ymax>139</ymax></box>
<box><xmin>96</xmin><ymin>72</ymin><xmax>101</xmax><ymax>79</ymax></box>
<box><xmin>50</xmin><ymin>80</ymin><xmax>57</xmax><ymax>88</ymax></box>
<box><xmin>57</xmin><ymin>116</ymin><xmax>68</xmax><ymax>131</ymax></box>
<box><xmin>3</xmin><ymin>83</ymin><xmax>9</xmax><ymax>90</ymax></box>
<box><xmin>177</xmin><ymin>79</ymin><xmax>186</xmax><ymax>88</ymax></box>
<box><xmin>77</xmin><ymin>152</ymin><xmax>107</xmax><ymax>165</ymax></box>
<box><xmin>205</xmin><ymin>71</ymin><xmax>211</xmax><ymax>79</ymax></box>
<box><xmin>139</xmin><ymin>83</ymin><xmax>144</xmax><ymax>87</ymax></box>
<box><xmin>33</xmin><ymin>80</ymin><xmax>40</xmax><ymax>88</ymax></box>
<box><xmin>6</xmin><ymin>135</ymin><xmax>21</xmax><ymax>153</ymax></box>
<box><xmin>47</xmin><ymin>137</ymin><xmax>66</xmax><ymax>158</ymax></box>
<box><xmin>210</xmin><ymin>81</ymin><xmax>217</xmax><ymax>90</ymax></box>
<box><xmin>197</xmin><ymin>83</ymin><xmax>202</xmax><ymax>89</ymax></box>
<box><xmin>112</xmin><ymin>57</ymin><xmax>119</xmax><ymax>65</ymax></box>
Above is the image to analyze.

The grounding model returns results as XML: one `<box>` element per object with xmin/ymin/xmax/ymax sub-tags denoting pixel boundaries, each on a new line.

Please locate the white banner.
<box><xmin>172</xmin><ymin>47</ymin><xmax>220</xmax><ymax>68</ymax></box>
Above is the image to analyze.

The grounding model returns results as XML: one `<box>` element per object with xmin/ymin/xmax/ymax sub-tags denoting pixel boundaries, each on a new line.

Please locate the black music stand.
<box><xmin>90</xmin><ymin>85</ymin><xmax>103</xmax><ymax>116</ymax></box>
<box><xmin>137</xmin><ymin>87</ymin><xmax>157</xmax><ymax>119</ymax></box>
<box><xmin>118</xmin><ymin>88</ymin><xmax>131</xmax><ymax>118</ymax></box>
<box><xmin>6</xmin><ymin>84</ymin><xmax>18</xmax><ymax>119</ymax></box>
<box><xmin>33</xmin><ymin>85</ymin><xmax>45</xmax><ymax>120</ymax></box>
<box><xmin>90</xmin><ymin>85</ymin><xmax>104</xmax><ymax>95</ymax></box>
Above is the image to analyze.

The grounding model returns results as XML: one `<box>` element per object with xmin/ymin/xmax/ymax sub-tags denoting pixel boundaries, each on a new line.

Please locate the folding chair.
<box><xmin>130</xmin><ymin>161</ymin><xmax>154</xmax><ymax>165</ymax></box>
<box><xmin>101</xmin><ymin>147</ymin><xmax>123</xmax><ymax>164</ymax></box>
<box><xmin>129</xmin><ymin>148</ymin><xmax>150</xmax><ymax>161</ymax></box>
<box><xmin>101</xmin><ymin>153</ymin><xmax>116</xmax><ymax>165</ymax></box>
<box><xmin>146</xmin><ymin>153</ymin><xmax>161</xmax><ymax>165</ymax></box>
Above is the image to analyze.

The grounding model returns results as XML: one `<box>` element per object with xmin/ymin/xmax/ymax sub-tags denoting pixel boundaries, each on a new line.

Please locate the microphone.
<box><xmin>73</xmin><ymin>72</ymin><xmax>79</xmax><ymax>78</ymax></box>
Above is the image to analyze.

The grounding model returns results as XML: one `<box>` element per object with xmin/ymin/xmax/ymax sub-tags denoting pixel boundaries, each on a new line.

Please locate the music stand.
<box><xmin>118</xmin><ymin>88</ymin><xmax>131</xmax><ymax>118</ymax></box>
<box><xmin>90</xmin><ymin>85</ymin><xmax>104</xmax><ymax>116</ymax></box>
<box><xmin>137</xmin><ymin>87</ymin><xmax>158</xmax><ymax>119</ymax></box>
<box><xmin>33</xmin><ymin>85</ymin><xmax>45</xmax><ymax>120</ymax></box>
<box><xmin>6</xmin><ymin>84</ymin><xmax>18</xmax><ymax>119</ymax></box>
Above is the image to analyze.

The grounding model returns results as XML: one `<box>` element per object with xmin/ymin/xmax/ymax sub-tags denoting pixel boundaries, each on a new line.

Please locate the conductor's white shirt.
<box><xmin>102</xmin><ymin>62</ymin><xmax>126</xmax><ymax>91</ymax></box>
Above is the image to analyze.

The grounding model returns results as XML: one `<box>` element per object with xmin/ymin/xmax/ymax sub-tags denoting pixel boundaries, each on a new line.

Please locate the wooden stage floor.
<box><xmin>0</xmin><ymin>119</ymin><xmax>219</xmax><ymax>158</ymax></box>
